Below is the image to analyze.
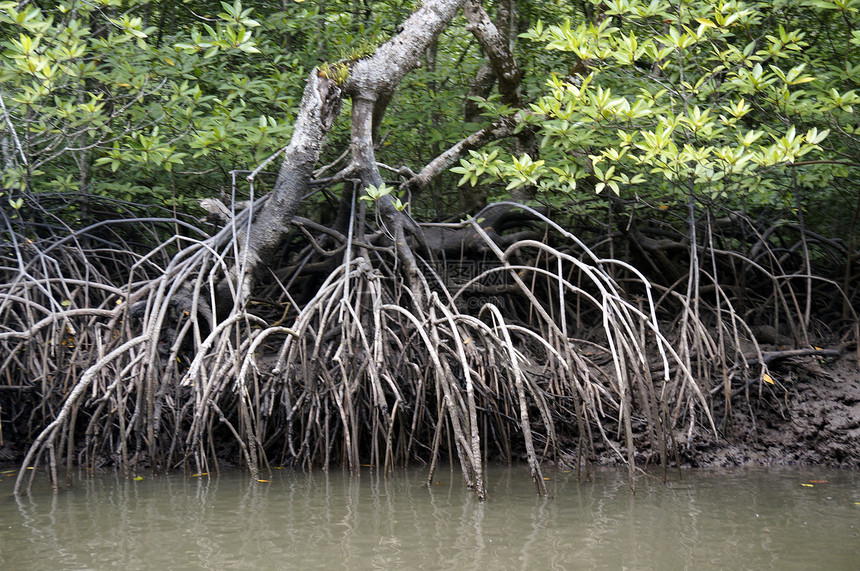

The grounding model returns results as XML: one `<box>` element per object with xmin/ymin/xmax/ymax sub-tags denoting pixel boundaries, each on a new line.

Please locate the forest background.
<box><xmin>1</xmin><ymin>0</ymin><xmax>858</xmax><ymax>498</ymax></box>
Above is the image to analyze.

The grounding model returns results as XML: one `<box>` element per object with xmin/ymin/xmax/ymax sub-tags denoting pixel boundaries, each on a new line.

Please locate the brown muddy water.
<box><xmin>1</xmin><ymin>465</ymin><xmax>857</xmax><ymax>570</ymax></box>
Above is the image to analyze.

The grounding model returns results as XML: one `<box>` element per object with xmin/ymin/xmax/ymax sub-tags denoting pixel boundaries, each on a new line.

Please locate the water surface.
<box><xmin>1</xmin><ymin>465</ymin><xmax>857</xmax><ymax>569</ymax></box>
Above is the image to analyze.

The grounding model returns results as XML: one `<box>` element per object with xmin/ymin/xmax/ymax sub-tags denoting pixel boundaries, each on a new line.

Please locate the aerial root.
<box><xmin>5</xmin><ymin>203</ymin><xmax>852</xmax><ymax>497</ymax></box>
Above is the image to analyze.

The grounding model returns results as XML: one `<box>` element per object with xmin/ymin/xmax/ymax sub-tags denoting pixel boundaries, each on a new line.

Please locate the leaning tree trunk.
<box><xmin>229</xmin><ymin>0</ymin><xmax>467</xmax><ymax>310</ymax></box>
<box><xmin>221</xmin><ymin>72</ymin><xmax>342</xmax><ymax>310</ymax></box>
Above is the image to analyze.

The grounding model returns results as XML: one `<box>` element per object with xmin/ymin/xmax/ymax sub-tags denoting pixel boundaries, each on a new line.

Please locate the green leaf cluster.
<box><xmin>458</xmin><ymin>0</ymin><xmax>858</xmax><ymax>225</ymax></box>
<box><xmin>0</xmin><ymin>0</ymin><xmax>322</xmax><ymax>217</ymax></box>
<box><xmin>360</xmin><ymin>183</ymin><xmax>408</xmax><ymax>211</ymax></box>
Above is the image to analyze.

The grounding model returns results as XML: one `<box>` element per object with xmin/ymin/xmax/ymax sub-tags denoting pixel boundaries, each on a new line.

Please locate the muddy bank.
<box><xmin>688</xmin><ymin>353</ymin><xmax>860</xmax><ymax>469</ymax></box>
<box><xmin>563</xmin><ymin>349</ymin><xmax>860</xmax><ymax>471</ymax></box>
<box><xmin>648</xmin><ymin>352</ymin><xmax>860</xmax><ymax>470</ymax></box>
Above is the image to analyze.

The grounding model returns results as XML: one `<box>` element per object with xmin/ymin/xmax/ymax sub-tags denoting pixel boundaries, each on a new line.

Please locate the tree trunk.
<box><xmin>222</xmin><ymin>72</ymin><xmax>342</xmax><ymax>309</ymax></box>
<box><xmin>225</xmin><ymin>0</ymin><xmax>468</xmax><ymax>310</ymax></box>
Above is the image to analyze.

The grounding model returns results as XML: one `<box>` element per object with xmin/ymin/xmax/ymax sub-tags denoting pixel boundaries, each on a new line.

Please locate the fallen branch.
<box><xmin>745</xmin><ymin>347</ymin><xmax>841</xmax><ymax>366</ymax></box>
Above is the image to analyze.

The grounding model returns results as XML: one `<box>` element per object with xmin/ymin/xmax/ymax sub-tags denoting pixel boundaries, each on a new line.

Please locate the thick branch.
<box><xmin>342</xmin><ymin>1</ymin><xmax>469</xmax><ymax>238</ymax></box>
<box><xmin>227</xmin><ymin>73</ymin><xmax>342</xmax><ymax>304</ymax></box>
<box><xmin>345</xmin><ymin>0</ymin><xmax>468</xmax><ymax>101</ymax></box>
<box><xmin>464</xmin><ymin>0</ymin><xmax>517</xmax><ymax>122</ymax></box>
<box><xmin>352</xmin><ymin>97</ymin><xmax>427</xmax><ymax>308</ymax></box>
<box><xmin>406</xmin><ymin>117</ymin><xmax>517</xmax><ymax>191</ymax></box>
<box><xmin>343</xmin><ymin>0</ymin><xmax>468</xmax><ymax>142</ymax></box>
<box><xmin>464</xmin><ymin>0</ymin><xmax>522</xmax><ymax>109</ymax></box>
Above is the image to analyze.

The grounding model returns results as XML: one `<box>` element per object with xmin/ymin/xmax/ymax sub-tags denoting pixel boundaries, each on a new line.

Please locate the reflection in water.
<box><xmin>1</xmin><ymin>466</ymin><xmax>857</xmax><ymax>569</ymax></box>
